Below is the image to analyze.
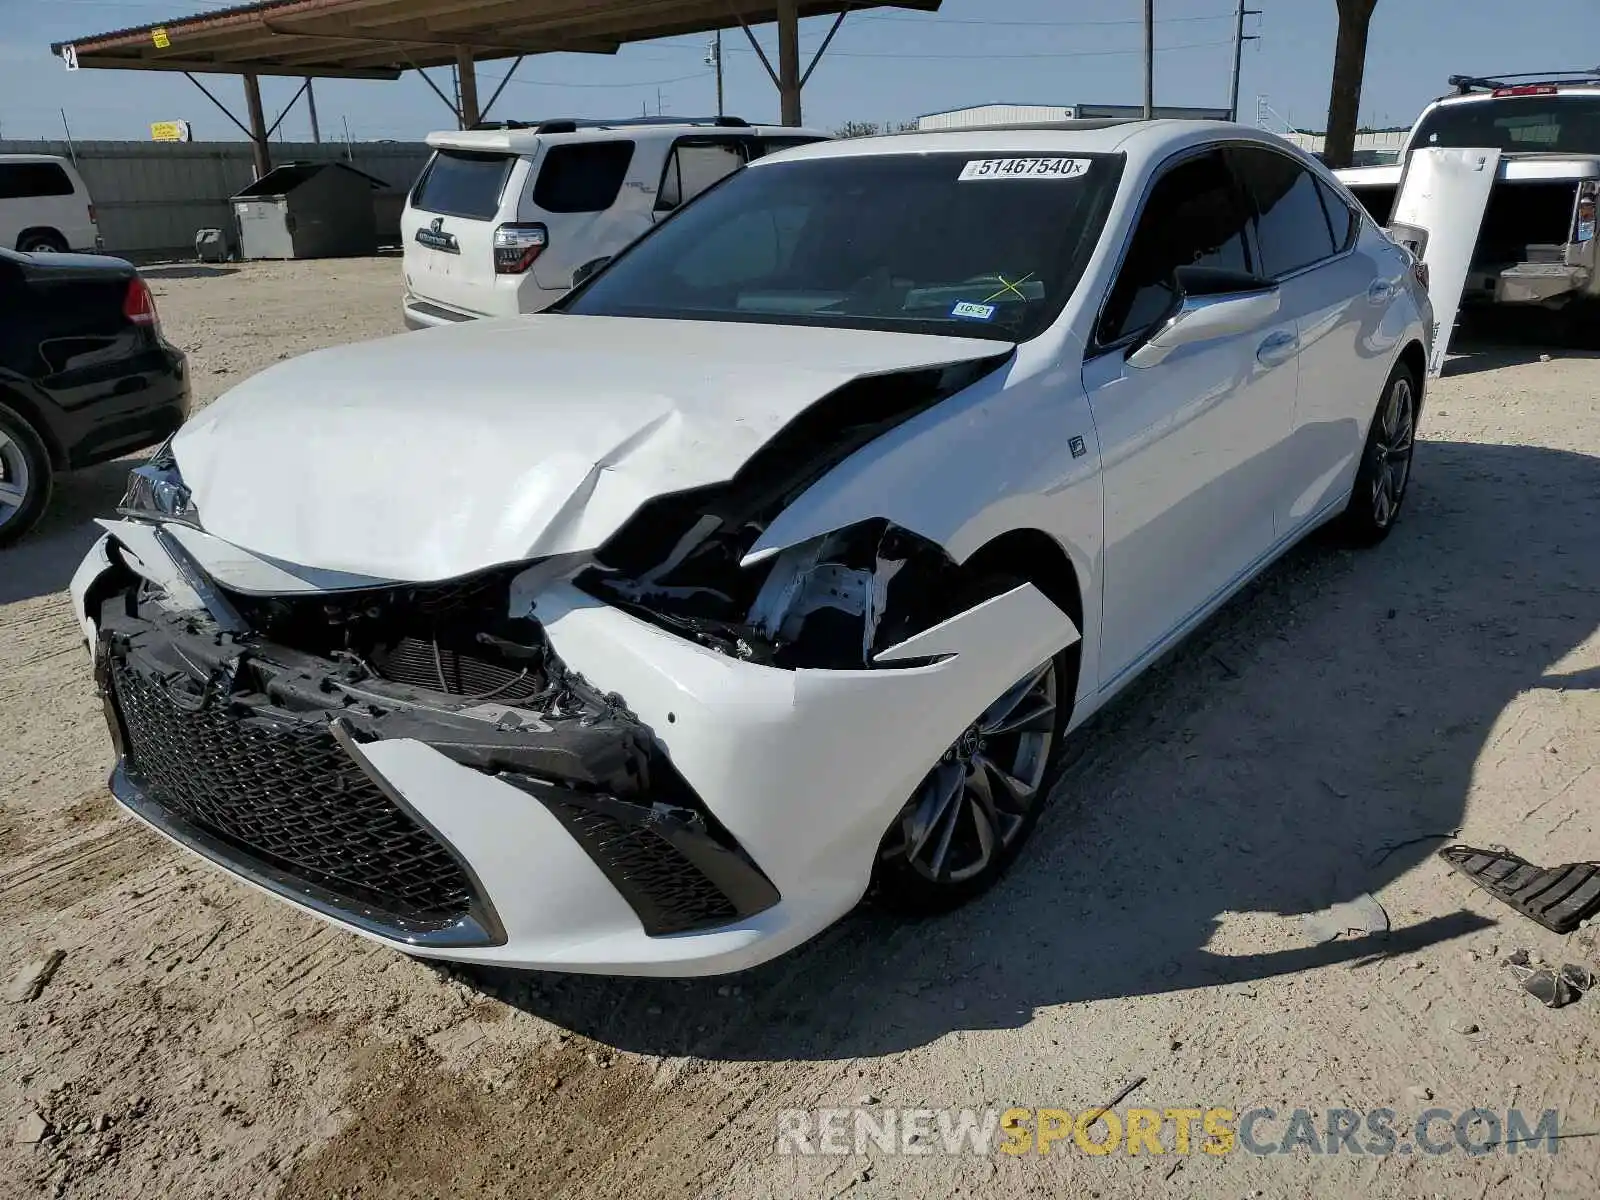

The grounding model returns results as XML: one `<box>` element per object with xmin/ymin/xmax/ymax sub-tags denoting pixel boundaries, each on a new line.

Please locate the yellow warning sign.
<box><xmin>152</xmin><ymin>28</ymin><xmax>171</xmax><ymax>49</ymax></box>
<box><xmin>150</xmin><ymin>121</ymin><xmax>191</xmax><ymax>143</ymax></box>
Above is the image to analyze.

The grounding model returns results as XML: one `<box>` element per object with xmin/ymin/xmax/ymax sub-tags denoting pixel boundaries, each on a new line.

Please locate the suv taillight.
<box><xmin>494</xmin><ymin>223</ymin><xmax>547</xmax><ymax>274</ymax></box>
<box><xmin>124</xmin><ymin>276</ymin><xmax>160</xmax><ymax>333</ymax></box>
<box><xmin>88</xmin><ymin>202</ymin><xmax>97</xmax><ymax>226</ymax></box>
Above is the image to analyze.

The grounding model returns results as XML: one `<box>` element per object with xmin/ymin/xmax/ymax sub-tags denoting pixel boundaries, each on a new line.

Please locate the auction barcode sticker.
<box><xmin>959</xmin><ymin>157</ymin><xmax>1091</xmax><ymax>181</ymax></box>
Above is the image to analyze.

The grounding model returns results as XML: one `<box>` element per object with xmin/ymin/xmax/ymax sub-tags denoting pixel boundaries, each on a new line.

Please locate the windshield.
<box><xmin>563</xmin><ymin>150</ymin><xmax>1124</xmax><ymax>341</ymax></box>
<box><xmin>1412</xmin><ymin>94</ymin><xmax>1600</xmax><ymax>154</ymax></box>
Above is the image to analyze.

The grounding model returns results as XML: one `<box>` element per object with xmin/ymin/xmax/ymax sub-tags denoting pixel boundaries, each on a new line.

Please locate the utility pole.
<box><xmin>708</xmin><ymin>31</ymin><xmax>724</xmax><ymax>118</ymax></box>
<box><xmin>1142</xmin><ymin>0</ymin><xmax>1155</xmax><ymax>119</ymax></box>
<box><xmin>306</xmin><ymin>78</ymin><xmax>321</xmax><ymax>143</ymax></box>
<box><xmin>1227</xmin><ymin>1</ymin><xmax>1262</xmax><ymax>122</ymax></box>
<box><xmin>60</xmin><ymin>109</ymin><xmax>78</xmax><ymax>165</ymax></box>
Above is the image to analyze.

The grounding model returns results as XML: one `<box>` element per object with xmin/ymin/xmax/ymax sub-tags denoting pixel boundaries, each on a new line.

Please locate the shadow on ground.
<box><xmin>471</xmin><ymin>439</ymin><xmax>1600</xmax><ymax>1060</ymax></box>
<box><xmin>1446</xmin><ymin>309</ymin><xmax>1600</xmax><ymax>377</ymax></box>
<box><xmin>0</xmin><ymin>460</ymin><xmax>128</xmax><ymax>606</ymax></box>
<box><xmin>138</xmin><ymin>264</ymin><xmax>239</xmax><ymax>281</ymax></box>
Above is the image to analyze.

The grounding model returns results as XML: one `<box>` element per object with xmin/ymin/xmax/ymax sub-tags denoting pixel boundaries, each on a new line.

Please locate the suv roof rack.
<box><xmin>1448</xmin><ymin>69</ymin><xmax>1600</xmax><ymax>94</ymax></box>
<box><xmin>469</xmin><ymin>115</ymin><xmax>753</xmax><ymax>134</ymax></box>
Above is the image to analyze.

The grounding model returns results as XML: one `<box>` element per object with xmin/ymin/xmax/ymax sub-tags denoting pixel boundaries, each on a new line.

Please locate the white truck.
<box><xmin>1336</xmin><ymin>72</ymin><xmax>1600</xmax><ymax>319</ymax></box>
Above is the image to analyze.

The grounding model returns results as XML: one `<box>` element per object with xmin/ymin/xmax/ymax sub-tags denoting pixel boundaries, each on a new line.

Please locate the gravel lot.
<box><xmin>3</xmin><ymin>259</ymin><xmax>1599</xmax><ymax>1200</ymax></box>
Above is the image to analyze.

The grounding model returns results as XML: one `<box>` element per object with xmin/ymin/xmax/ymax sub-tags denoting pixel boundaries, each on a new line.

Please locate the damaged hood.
<box><xmin>172</xmin><ymin>314</ymin><xmax>1010</xmax><ymax>582</ymax></box>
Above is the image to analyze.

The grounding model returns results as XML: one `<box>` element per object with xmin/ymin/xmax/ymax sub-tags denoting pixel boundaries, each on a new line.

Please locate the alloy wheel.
<box><xmin>1371</xmin><ymin>375</ymin><xmax>1415</xmax><ymax>528</ymax></box>
<box><xmin>0</xmin><ymin>430</ymin><xmax>31</xmax><ymax>531</ymax></box>
<box><xmin>882</xmin><ymin>658</ymin><xmax>1058</xmax><ymax>884</ymax></box>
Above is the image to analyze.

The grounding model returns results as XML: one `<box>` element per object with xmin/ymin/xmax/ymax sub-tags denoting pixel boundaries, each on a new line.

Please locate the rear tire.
<box><xmin>17</xmin><ymin>230</ymin><xmax>68</xmax><ymax>255</ymax></box>
<box><xmin>0</xmin><ymin>402</ymin><xmax>54</xmax><ymax>549</ymax></box>
<box><xmin>873</xmin><ymin>573</ymin><xmax>1072</xmax><ymax>915</ymax></box>
<box><xmin>1336</xmin><ymin>360</ymin><xmax>1418</xmax><ymax>547</ymax></box>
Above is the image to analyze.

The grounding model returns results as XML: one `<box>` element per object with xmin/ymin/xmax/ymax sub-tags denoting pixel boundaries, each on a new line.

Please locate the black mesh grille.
<box><xmin>111</xmin><ymin>661</ymin><xmax>475</xmax><ymax>928</ymax></box>
<box><xmin>551</xmin><ymin>803</ymin><xmax>739</xmax><ymax>934</ymax></box>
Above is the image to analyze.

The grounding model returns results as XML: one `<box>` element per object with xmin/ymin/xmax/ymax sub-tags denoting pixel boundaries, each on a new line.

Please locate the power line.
<box><xmin>856</xmin><ymin>11</ymin><xmax>1235</xmax><ymax>27</ymax></box>
<box><xmin>477</xmin><ymin>38</ymin><xmax>1236</xmax><ymax>76</ymax></box>
<box><xmin>789</xmin><ymin>39</ymin><xmax>1236</xmax><ymax>61</ymax></box>
<box><xmin>476</xmin><ymin>69</ymin><xmax>708</xmax><ymax>90</ymax></box>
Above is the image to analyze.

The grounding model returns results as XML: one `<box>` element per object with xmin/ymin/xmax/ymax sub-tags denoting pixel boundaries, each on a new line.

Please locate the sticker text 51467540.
<box><xmin>960</xmin><ymin>158</ymin><xmax>1092</xmax><ymax>181</ymax></box>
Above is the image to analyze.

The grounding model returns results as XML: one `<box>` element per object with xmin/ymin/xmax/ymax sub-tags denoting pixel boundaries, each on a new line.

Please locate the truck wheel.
<box><xmin>17</xmin><ymin>229</ymin><xmax>68</xmax><ymax>254</ymax></box>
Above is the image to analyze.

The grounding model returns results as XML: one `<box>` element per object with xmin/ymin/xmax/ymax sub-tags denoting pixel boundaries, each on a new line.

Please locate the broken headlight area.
<box><xmin>577</xmin><ymin>355</ymin><xmax>1005</xmax><ymax>668</ymax></box>
<box><xmin>119</xmin><ymin>439</ymin><xmax>200</xmax><ymax>527</ymax></box>
<box><xmin>94</xmin><ymin>558</ymin><xmax>778</xmax><ymax>941</ymax></box>
<box><xmin>582</xmin><ymin>518</ymin><xmax>961</xmax><ymax>669</ymax></box>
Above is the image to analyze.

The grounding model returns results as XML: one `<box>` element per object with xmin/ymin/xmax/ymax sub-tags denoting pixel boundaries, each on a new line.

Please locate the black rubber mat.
<box><xmin>1438</xmin><ymin>845</ymin><xmax>1600</xmax><ymax>934</ymax></box>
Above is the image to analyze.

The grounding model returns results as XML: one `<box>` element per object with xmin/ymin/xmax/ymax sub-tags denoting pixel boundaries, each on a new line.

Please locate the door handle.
<box><xmin>1257</xmin><ymin>330</ymin><xmax>1298</xmax><ymax>367</ymax></box>
<box><xmin>1368</xmin><ymin>279</ymin><xmax>1397</xmax><ymax>304</ymax></box>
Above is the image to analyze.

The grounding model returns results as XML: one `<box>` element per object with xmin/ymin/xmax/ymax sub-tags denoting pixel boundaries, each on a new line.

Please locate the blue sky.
<box><xmin>0</xmin><ymin>0</ymin><xmax>1595</xmax><ymax>142</ymax></box>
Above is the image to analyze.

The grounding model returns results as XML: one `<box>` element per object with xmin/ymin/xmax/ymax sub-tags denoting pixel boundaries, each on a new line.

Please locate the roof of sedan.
<box><xmin>755</xmin><ymin>119</ymin><xmax>1278</xmax><ymax>165</ymax></box>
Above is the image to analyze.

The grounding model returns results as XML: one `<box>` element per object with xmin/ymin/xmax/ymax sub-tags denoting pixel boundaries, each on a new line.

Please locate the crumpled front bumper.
<box><xmin>72</xmin><ymin>526</ymin><xmax>1078</xmax><ymax>976</ymax></box>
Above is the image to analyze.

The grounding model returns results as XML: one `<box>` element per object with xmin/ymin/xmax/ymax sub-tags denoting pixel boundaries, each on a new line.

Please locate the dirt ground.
<box><xmin>3</xmin><ymin>259</ymin><xmax>1599</xmax><ymax>1200</ymax></box>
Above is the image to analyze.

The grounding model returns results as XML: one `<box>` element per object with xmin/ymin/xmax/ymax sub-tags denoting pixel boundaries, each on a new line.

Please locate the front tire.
<box><xmin>1337</xmin><ymin>360</ymin><xmax>1418</xmax><ymax>547</ymax></box>
<box><xmin>0</xmin><ymin>402</ymin><xmax>54</xmax><ymax>549</ymax></box>
<box><xmin>873</xmin><ymin>574</ymin><xmax>1070</xmax><ymax>915</ymax></box>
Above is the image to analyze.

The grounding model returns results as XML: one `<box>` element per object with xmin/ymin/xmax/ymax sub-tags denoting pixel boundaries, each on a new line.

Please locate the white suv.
<box><xmin>400</xmin><ymin>116</ymin><xmax>829</xmax><ymax>329</ymax></box>
<box><xmin>0</xmin><ymin>155</ymin><xmax>100</xmax><ymax>254</ymax></box>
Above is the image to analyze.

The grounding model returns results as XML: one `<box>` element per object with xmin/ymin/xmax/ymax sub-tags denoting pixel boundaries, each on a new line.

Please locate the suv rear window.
<box><xmin>1413</xmin><ymin>94</ymin><xmax>1600</xmax><ymax>154</ymax></box>
<box><xmin>0</xmin><ymin>162</ymin><xmax>75</xmax><ymax>200</ymax></box>
<box><xmin>533</xmin><ymin>141</ymin><xmax>636</xmax><ymax>213</ymax></box>
<box><xmin>412</xmin><ymin>150</ymin><xmax>513</xmax><ymax>219</ymax></box>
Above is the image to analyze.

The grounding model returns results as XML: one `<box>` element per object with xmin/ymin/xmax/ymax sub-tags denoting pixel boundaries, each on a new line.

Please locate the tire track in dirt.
<box><xmin>0</xmin><ymin>822</ymin><xmax>169</xmax><ymax>915</ymax></box>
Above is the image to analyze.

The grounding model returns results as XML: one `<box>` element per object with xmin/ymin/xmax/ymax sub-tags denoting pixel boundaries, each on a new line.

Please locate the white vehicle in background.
<box><xmin>0</xmin><ymin>154</ymin><xmax>100</xmax><ymax>253</ymax></box>
<box><xmin>75</xmin><ymin>121</ymin><xmax>1430</xmax><ymax>977</ymax></box>
<box><xmin>1336</xmin><ymin>72</ymin><xmax>1600</xmax><ymax>316</ymax></box>
<box><xmin>400</xmin><ymin>116</ymin><xmax>829</xmax><ymax>329</ymax></box>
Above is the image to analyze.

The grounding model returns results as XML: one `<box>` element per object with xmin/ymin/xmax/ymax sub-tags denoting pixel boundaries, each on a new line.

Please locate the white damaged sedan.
<box><xmin>71</xmin><ymin>121</ymin><xmax>1431</xmax><ymax>976</ymax></box>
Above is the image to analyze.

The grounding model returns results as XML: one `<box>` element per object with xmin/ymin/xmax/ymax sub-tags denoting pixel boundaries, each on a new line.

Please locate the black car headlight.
<box><xmin>119</xmin><ymin>439</ymin><xmax>200</xmax><ymax>527</ymax></box>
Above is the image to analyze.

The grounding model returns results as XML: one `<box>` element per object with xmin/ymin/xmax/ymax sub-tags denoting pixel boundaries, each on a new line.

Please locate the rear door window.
<box><xmin>1229</xmin><ymin>146</ymin><xmax>1338</xmax><ymax>277</ymax></box>
<box><xmin>532</xmin><ymin>141</ymin><xmax>636</xmax><ymax>213</ymax></box>
<box><xmin>412</xmin><ymin>150</ymin><xmax>513</xmax><ymax>219</ymax></box>
<box><xmin>656</xmin><ymin>139</ymin><xmax>748</xmax><ymax>211</ymax></box>
<box><xmin>0</xmin><ymin>162</ymin><xmax>76</xmax><ymax>200</ymax></box>
<box><xmin>1315</xmin><ymin>176</ymin><xmax>1359</xmax><ymax>250</ymax></box>
<box><xmin>1098</xmin><ymin>149</ymin><xmax>1255</xmax><ymax>345</ymax></box>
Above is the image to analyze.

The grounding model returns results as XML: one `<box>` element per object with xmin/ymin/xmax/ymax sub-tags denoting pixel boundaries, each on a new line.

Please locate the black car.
<box><xmin>0</xmin><ymin>247</ymin><xmax>188</xmax><ymax>547</ymax></box>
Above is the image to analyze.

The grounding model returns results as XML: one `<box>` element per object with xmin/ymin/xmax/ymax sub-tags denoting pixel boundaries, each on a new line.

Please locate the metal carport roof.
<box><xmin>51</xmin><ymin>0</ymin><xmax>936</xmax><ymax>78</ymax></box>
<box><xmin>59</xmin><ymin>0</ymin><xmax>934</xmax><ymax>144</ymax></box>
<box><xmin>53</xmin><ymin>0</ymin><xmax>940</xmax><ymax>173</ymax></box>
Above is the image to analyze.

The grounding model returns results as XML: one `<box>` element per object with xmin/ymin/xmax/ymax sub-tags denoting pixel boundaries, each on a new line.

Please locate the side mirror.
<box><xmin>571</xmin><ymin>256</ymin><xmax>611</xmax><ymax>288</ymax></box>
<box><xmin>1126</xmin><ymin>267</ymin><xmax>1280</xmax><ymax>370</ymax></box>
